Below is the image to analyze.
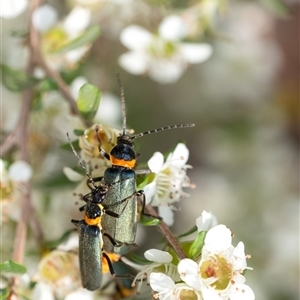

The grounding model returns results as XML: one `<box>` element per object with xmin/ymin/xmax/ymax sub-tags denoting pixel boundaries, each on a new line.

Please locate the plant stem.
<box><xmin>9</xmin><ymin>0</ymin><xmax>43</xmax><ymax>292</ymax></box>
<box><xmin>146</xmin><ymin>204</ymin><xmax>187</xmax><ymax>260</ymax></box>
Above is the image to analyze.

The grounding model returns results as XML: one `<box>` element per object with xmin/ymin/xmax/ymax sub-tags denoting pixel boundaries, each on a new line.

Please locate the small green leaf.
<box><xmin>129</xmin><ymin>253</ymin><xmax>152</xmax><ymax>265</ymax></box>
<box><xmin>140</xmin><ymin>214</ymin><xmax>161</xmax><ymax>226</ymax></box>
<box><xmin>1</xmin><ymin>64</ymin><xmax>40</xmax><ymax>91</ymax></box>
<box><xmin>136</xmin><ymin>173</ymin><xmax>151</xmax><ymax>190</ymax></box>
<box><xmin>0</xmin><ymin>260</ymin><xmax>27</xmax><ymax>274</ymax></box>
<box><xmin>73</xmin><ymin>129</ymin><xmax>85</xmax><ymax>136</ymax></box>
<box><xmin>10</xmin><ymin>30</ymin><xmax>28</xmax><ymax>38</ymax></box>
<box><xmin>188</xmin><ymin>231</ymin><xmax>207</xmax><ymax>259</ymax></box>
<box><xmin>61</xmin><ymin>138</ymin><xmax>80</xmax><ymax>152</ymax></box>
<box><xmin>177</xmin><ymin>225</ymin><xmax>198</xmax><ymax>239</ymax></box>
<box><xmin>54</xmin><ymin>25</ymin><xmax>101</xmax><ymax>54</ymax></box>
<box><xmin>77</xmin><ymin>83</ymin><xmax>101</xmax><ymax>120</ymax></box>
<box><xmin>39</xmin><ymin>78</ymin><xmax>58</xmax><ymax>92</ymax></box>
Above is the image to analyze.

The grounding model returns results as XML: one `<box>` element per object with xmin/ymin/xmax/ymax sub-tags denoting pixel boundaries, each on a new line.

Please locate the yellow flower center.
<box><xmin>147</xmin><ymin>36</ymin><xmax>178</xmax><ymax>58</ymax></box>
<box><xmin>178</xmin><ymin>289</ymin><xmax>198</xmax><ymax>300</ymax></box>
<box><xmin>41</xmin><ymin>28</ymin><xmax>68</xmax><ymax>54</ymax></box>
<box><xmin>200</xmin><ymin>255</ymin><xmax>232</xmax><ymax>290</ymax></box>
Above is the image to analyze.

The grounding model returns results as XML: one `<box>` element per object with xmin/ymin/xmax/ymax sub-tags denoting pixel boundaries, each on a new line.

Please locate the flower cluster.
<box><xmin>119</xmin><ymin>15</ymin><xmax>212</xmax><ymax>84</ymax></box>
<box><xmin>129</xmin><ymin>212</ymin><xmax>254</xmax><ymax>300</ymax></box>
<box><xmin>144</xmin><ymin>143</ymin><xmax>194</xmax><ymax>225</ymax></box>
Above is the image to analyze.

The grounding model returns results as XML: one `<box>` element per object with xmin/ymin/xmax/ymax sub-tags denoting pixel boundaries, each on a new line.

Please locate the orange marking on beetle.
<box><xmin>84</xmin><ymin>215</ymin><xmax>101</xmax><ymax>226</ymax></box>
<box><xmin>110</xmin><ymin>157</ymin><xmax>136</xmax><ymax>168</ymax></box>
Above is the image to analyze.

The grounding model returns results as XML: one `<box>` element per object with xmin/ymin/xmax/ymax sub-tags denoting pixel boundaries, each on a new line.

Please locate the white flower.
<box><xmin>36</xmin><ymin>5</ymin><xmax>92</xmax><ymax>71</ymax></box>
<box><xmin>94</xmin><ymin>93</ymin><xmax>122</xmax><ymax>127</ymax></box>
<box><xmin>178</xmin><ymin>225</ymin><xmax>254</xmax><ymax>300</ymax></box>
<box><xmin>36</xmin><ymin>250</ymin><xmax>81</xmax><ymax>298</ymax></box>
<box><xmin>32</xmin><ymin>4</ymin><xmax>58</xmax><ymax>33</ymax></box>
<box><xmin>63</xmin><ymin>6</ymin><xmax>91</xmax><ymax>38</ymax></box>
<box><xmin>32</xmin><ymin>282</ymin><xmax>55</xmax><ymax>300</ymax></box>
<box><xmin>64</xmin><ymin>288</ymin><xmax>94</xmax><ymax>300</ymax></box>
<box><xmin>196</xmin><ymin>210</ymin><xmax>218</xmax><ymax>232</ymax></box>
<box><xmin>150</xmin><ymin>272</ymin><xmax>202</xmax><ymax>300</ymax></box>
<box><xmin>0</xmin><ymin>0</ymin><xmax>28</xmax><ymax>19</ymax></box>
<box><xmin>132</xmin><ymin>249</ymin><xmax>178</xmax><ymax>292</ymax></box>
<box><xmin>118</xmin><ymin>15</ymin><xmax>212</xmax><ymax>84</ymax></box>
<box><xmin>144</xmin><ymin>143</ymin><xmax>193</xmax><ymax>225</ymax></box>
<box><xmin>8</xmin><ymin>160</ymin><xmax>33</xmax><ymax>182</ymax></box>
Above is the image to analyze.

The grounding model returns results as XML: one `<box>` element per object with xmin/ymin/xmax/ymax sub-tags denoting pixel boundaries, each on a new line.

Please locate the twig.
<box><xmin>146</xmin><ymin>204</ymin><xmax>187</xmax><ymax>260</ymax></box>
<box><xmin>9</xmin><ymin>0</ymin><xmax>43</xmax><ymax>293</ymax></box>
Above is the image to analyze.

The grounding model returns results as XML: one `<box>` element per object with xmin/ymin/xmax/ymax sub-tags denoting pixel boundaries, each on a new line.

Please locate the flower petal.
<box><xmin>94</xmin><ymin>93</ymin><xmax>121</xmax><ymax>126</ymax></box>
<box><xmin>63</xmin><ymin>167</ymin><xmax>84</xmax><ymax>182</ymax></box>
<box><xmin>32</xmin><ymin>282</ymin><xmax>55</xmax><ymax>300</ymax></box>
<box><xmin>148</xmin><ymin>152</ymin><xmax>164</xmax><ymax>173</ymax></box>
<box><xmin>196</xmin><ymin>210</ymin><xmax>218</xmax><ymax>232</ymax></box>
<box><xmin>144</xmin><ymin>181</ymin><xmax>157</xmax><ymax>204</ymax></box>
<box><xmin>118</xmin><ymin>51</ymin><xmax>148</xmax><ymax>75</ymax></box>
<box><xmin>148</xmin><ymin>58</ymin><xmax>186</xmax><ymax>84</ymax></box>
<box><xmin>144</xmin><ymin>249</ymin><xmax>173</xmax><ymax>263</ymax></box>
<box><xmin>63</xmin><ymin>6</ymin><xmax>91</xmax><ymax>37</ymax></box>
<box><xmin>8</xmin><ymin>160</ymin><xmax>32</xmax><ymax>182</ymax></box>
<box><xmin>120</xmin><ymin>25</ymin><xmax>152</xmax><ymax>50</ymax></box>
<box><xmin>158</xmin><ymin>205</ymin><xmax>174</xmax><ymax>226</ymax></box>
<box><xmin>232</xmin><ymin>242</ymin><xmax>248</xmax><ymax>271</ymax></box>
<box><xmin>229</xmin><ymin>283</ymin><xmax>255</xmax><ymax>300</ymax></box>
<box><xmin>167</xmin><ymin>143</ymin><xmax>189</xmax><ymax>166</ymax></box>
<box><xmin>159</xmin><ymin>15</ymin><xmax>186</xmax><ymax>41</ymax></box>
<box><xmin>0</xmin><ymin>0</ymin><xmax>28</xmax><ymax>19</ymax></box>
<box><xmin>150</xmin><ymin>272</ymin><xmax>175</xmax><ymax>292</ymax></box>
<box><xmin>180</xmin><ymin>43</ymin><xmax>212</xmax><ymax>64</ymax></box>
<box><xmin>204</xmin><ymin>224</ymin><xmax>232</xmax><ymax>252</ymax></box>
<box><xmin>64</xmin><ymin>288</ymin><xmax>94</xmax><ymax>300</ymax></box>
<box><xmin>178</xmin><ymin>259</ymin><xmax>202</xmax><ymax>291</ymax></box>
<box><xmin>32</xmin><ymin>4</ymin><xmax>58</xmax><ymax>32</ymax></box>
<box><xmin>202</xmin><ymin>287</ymin><xmax>223</xmax><ymax>300</ymax></box>
<box><xmin>64</xmin><ymin>46</ymin><xmax>89</xmax><ymax>63</ymax></box>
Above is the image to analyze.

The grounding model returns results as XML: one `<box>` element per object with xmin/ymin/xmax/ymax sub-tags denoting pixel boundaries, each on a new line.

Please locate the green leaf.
<box><xmin>39</xmin><ymin>78</ymin><xmax>58</xmax><ymax>92</ymax></box>
<box><xmin>136</xmin><ymin>173</ymin><xmax>151</xmax><ymax>190</ymax></box>
<box><xmin>73</xmin><ymin>129</ymin><xmax>85</xmax><ymax>136</ymax></box>
<box><xmin>0</xmin><ymin>260</ymin><xmax>27</xmax><ymax>274</ymax></box>
<box><xmin>10</xmin><ymin>30</ymin><xmax>28</xmax><ymax>38</ymax></box>
<box><xmin>140</xmin><ymin>213</ymin><xmax>161</xmax><ymax>226</ymax></box>
<box><xmin>54</xmin><ymin>25</ymin><xmax>101</xmax><ymax>54</ymax></box>
<box><xmin>61</xmin><ymin>138</ymin><xmax>80</xmax><ymax>152</ymax></box>
<box><xmin>1</xmin><ymin>64</ymin><xmax>40</xmax><ymax>91</ymax></box>
<box><xmin>177</xmin><ymin>225</ymin><xmax>198</xmax><ymax>239</ymax></box>
<box><xmin>129</xmin><ymin>253</ymin><xmax>152</xmax><ymax>265</ymax></box>
<box><xmin>188</xmin><ymin>231</ymin><xmax>207</xmax><ymax>259</ymax></box>
<box><xmin>77</xmin><ymin>83</ymin><xmax>101</xmax><ymax>120</ymax></box>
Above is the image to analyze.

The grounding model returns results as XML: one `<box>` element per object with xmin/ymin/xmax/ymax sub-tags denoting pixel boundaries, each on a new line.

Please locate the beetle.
<box><xmin>68</xmin><ymin>134</ymin><xmax>134</xmax><ymax>290</ymax></box>
<box><xmin>96</xmin><ymin>78</ymin><xmax>194</xmax><ymax>255</ymax></box>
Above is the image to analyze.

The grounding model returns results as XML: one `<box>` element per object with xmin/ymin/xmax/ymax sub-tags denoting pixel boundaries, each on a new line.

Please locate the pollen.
<box><xmin>200</xmin><ymin>255</ymin><xmax>233</xmax><ymax>290</ymax></box>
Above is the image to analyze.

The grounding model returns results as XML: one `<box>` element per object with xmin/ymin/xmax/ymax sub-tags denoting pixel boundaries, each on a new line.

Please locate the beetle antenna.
<box><xmin>116</xmin><ymin>73</ymin><xmax>127</xmax><ymax>136</ymax></box>
<box><xmin>66</xmin><ymin>133</ymin><xmax>96</xmax><ymax>188</ymax></box>
<box><xmin>131</xmin><ymin>123</ymin><xmax>195</xmax><ymax>140</ymax></box>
